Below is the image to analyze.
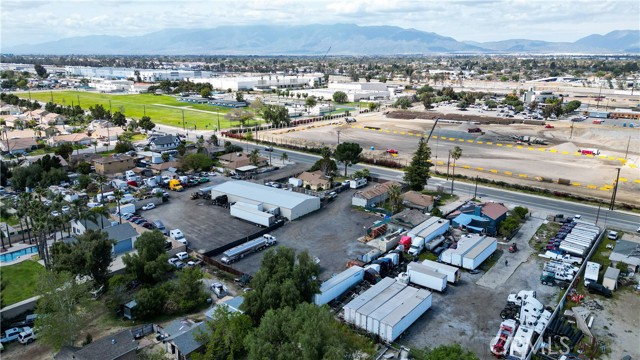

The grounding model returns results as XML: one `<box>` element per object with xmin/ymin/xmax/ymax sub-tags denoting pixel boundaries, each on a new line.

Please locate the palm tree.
<box><xmin>16</xmin><ymin>193</ymin><xmax>33</xmax><ymax>244</ymax></box>
<box><xmin>113</xmin><ymin>189</ymin><xmax>124</xmax><ymax>224</ymax></box>
<box><xmin>450</xmin><ymin>146</ymin><xmax>463</xmax><ymax>195</ymax></box>
<box><xmin>95</xmin><ymin>174</ymin><xmax>107</xmax><ymax>206</ymax></box>
<box><xmin>280</xmin><ymin>152</ymin><xmax>289</xmax><ymax>165</ymax></box>
<box><xmin>387</xmin><ymin>184</ymin><xmax>403</xmax><ymax>214</ymax></box>
<box><xmin>249</xmin><ymin>149</ymin><xmax>261</xmax><ymax>166</ymax></box>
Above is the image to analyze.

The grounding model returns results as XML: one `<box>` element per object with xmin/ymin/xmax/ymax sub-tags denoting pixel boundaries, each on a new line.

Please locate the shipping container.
<box><xmin>378</xmin><ymin>289</ymin><xmax>432</xmax><ymax>342</ymax></box>
<box><xmin>421</xmin><ymin>259</ymin><xmax>460</xmax><ymax>284</ymax></box>
<box><xmin>462</xmin><ymin>237</ymin><xmax>497</xmax><ymax>270</ymax></box>
<box><xmin>314</xmin><ymin>266</ymin><xmax>365</xmax><ymax>305</ymax></box>
<box><xmin>406</xmin><ymin>262</ymin><xmax>447</xmax><ymax>292</ymax></box>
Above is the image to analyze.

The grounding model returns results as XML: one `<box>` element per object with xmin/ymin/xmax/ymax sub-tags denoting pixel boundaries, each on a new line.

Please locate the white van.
<box><xmin>17</xmin><ymin>327</ymin><xmax>37</xmax><ymax>345</ymax></box>
<box><xmin>170</xmin><ymin>229</ymin><xmax>188</xmax><ymax>246</ymax></box>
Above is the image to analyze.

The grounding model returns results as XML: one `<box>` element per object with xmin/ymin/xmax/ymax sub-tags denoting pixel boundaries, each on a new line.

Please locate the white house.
<box><xmin>148</xmin><ymin>135</ymin><xmax>181</xmax><ymax>151</ymax></box>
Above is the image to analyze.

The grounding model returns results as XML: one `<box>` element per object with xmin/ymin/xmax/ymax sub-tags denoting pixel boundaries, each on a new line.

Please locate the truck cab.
<box><xmin>169</xmin><ymin>179</ymin><xmax>184</xmax><ymax>192</ymax></box>
<box><xmin>408</xmin><ymin>237</ymin><xmax>425</xmax><ymax>256</ymax></box>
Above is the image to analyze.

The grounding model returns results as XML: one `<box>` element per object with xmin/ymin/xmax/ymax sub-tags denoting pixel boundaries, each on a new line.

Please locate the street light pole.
<box><xmin>337</xmin><ymin>130</ymin><xmax>341</xmax><ymax>144</ymax></box>
<box><xmin>609</xmin><ymin>167</ymin><xmax>621</xmax><ymax>211</ymax></box>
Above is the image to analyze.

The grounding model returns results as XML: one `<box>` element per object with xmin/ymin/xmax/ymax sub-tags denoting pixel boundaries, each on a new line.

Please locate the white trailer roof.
<box><xmin>319</xmin><ymin>266</ymin><xmax>363</xmax><ymax>293</ymax></box>
<box><xmin>357</xmin><ymin>281</ymin><xmax>408</xmax><ymax>316</ymax></box>
<box><xmin>368</xmin><ymin>287</ymin><xmax>418</xmax><ymax>321</ymax></box>
<box><xmin>212</xmin><ymin>180</ymin><xmax>318</xmax><ymax>209</ymax></box>
<box><xmin>465</xmin><ymin>237</ymin><xmax>497</xmax><ymax>259</ymax></box>
<box><xmin>407</xmin><ymin>262</ymin><xmax>448</xmax><ymax>281</ymax></box>
<box><xmin>380</xmin><ymin>288</ymin><xmax>432</xmax><ymax>327</ymax></box>
<box><xmin>344</xmin><ymin>277</ymin><xmax>397</xmax><ymax>313</ymax></box>
<box><xmin>408</xmin><ymin>216</ymin><xmax>449</xmax><ymax>238</ymax></box>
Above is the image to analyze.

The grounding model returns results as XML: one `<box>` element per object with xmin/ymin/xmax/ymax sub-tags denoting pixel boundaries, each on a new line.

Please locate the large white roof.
<box><xmin>212</xmin><ymin>180</ymin><xmax>317</xmax><ymax>209</ymax></box>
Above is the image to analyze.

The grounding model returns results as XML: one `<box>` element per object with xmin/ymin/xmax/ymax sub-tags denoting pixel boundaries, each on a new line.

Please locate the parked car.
<box><xmin>141</xmin><ymin>222</ymin><xmax>154</xmax><ymax>229</ymax></box>
<box><xmin>1</xmin><ymin>327</ymin><xmax>24</xmax><ymax>343</ymax></box>
<box><xmin>264</xmin><ymin>146</ymin><xmax>274</xmax><ymax>152</ymax></box>
<box><xmin>133</xmin><ymin>218</ymin><xmax>147</xmax><ymax>225</ymax></box>
<box><xmin>141</xmin><ymin>203</ymin><xmax>156</xmax><ymax>211</ymax></box>
<box><xmin>211</xmin><ymin>283</ymin><xmax>228</xmax><ymax>298</ymax></box>
<box><xmin>586</xmin><ymin>282</ymin><xmax>612</xmax><ymax>298</ymax></box>
<box><xmin>153</xmin><ymin>220</ymin><xmax>166</xmax><ymax>231</ymax></box>
<box><xmin>17</xmin><ymin>328</ymin><xmax>36</xmax><ymax>345</ymax></box>
<box><xmin>122</xmin><ymin>213</ymin><xmax>134</xmax><ymax>220</ymax></box>
<box><xmin>176</xmin><ymin>251</ymin><xmax>189</xmax><ymax>260</ymax></box>
<box><xmin>386</xmin><ymin>149</ymin><xmax>398</xmax><ymax>154</ymax></box>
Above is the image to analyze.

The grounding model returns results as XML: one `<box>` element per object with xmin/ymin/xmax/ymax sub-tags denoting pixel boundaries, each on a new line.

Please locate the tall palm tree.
<box><xmin>16</xmin><ymin>192</ymin><xmax>33</xmax><ymax>243</ymax></box>
<box><xmin>387</xmin><ymin>184</ymin><xmax>403</xmax><ymax>214</ymax></box>
<box><xmin>113</xmin><ymin>189</ymin><xmax>123</xmax><ymax>224</ymax></box>
<box><xmin>249</xmin><ymin>149</ymin><xmax>261</xmax><ymax>167</ymax></box>
<box><xmin>280</xmin><ymin>152</ymin><xmax>289</xmax><ymax>165</ymax></box>
<box><xmin>450</xmin><ymin>146</ymin><xmax>463</xmax><ymax>195</ymax></box>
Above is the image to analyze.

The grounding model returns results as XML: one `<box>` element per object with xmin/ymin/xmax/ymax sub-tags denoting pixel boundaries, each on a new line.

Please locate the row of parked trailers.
<box><xmin>343</xmin><ymin>277</ymin><xmax>432</xmax><ymax>342</ymax></box>
<box><xmin>439</xmin><ymin>234</ymin><xmax>498</xmax><ymax>270</ymax></box>
<box><xmin>558</xmin><ymin>220</ymin><xmax>600</xmax><ymax>258</ymax></box>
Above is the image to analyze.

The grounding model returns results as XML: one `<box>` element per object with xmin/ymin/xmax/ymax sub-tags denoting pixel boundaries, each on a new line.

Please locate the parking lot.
<box><xmin>140</xmin><ymin>175</ymin><xmax>260</xmax><ymax>255</ymax></box>
<box><xmin>226</xmin><ymin>185</ymin><xmax>380</xmax><ymax>279</ymax></box>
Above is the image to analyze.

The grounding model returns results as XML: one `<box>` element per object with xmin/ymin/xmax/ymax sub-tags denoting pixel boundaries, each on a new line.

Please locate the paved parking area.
<box><xmin>227</xmin><ymin>185</ymin><xmax>380</xmax><ymax>279</ymax></box>
<box><xmin>141</xmin><ymin>176</ymin><xmax>259</xmax><ymax>255</ymax></box>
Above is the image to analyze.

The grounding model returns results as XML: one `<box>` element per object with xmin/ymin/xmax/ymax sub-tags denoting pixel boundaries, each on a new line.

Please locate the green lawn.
<box><xmin>14</xmin><ymin>91</ymin><xmax>249</xmax><ymax>130</ymax></box>
<box><xmin>0</xmin><ymin>260</ymin><xmax>45</xmax><ymax>306</ymax></box>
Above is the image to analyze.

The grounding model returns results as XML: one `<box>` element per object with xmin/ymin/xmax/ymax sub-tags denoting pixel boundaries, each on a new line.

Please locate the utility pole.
<box><xmin>595</xmin><ymin>204</ymin><xmax>601</xmax><ymax>225</ymax></box>
<box><xmin>569</xmin><ymin>122</ymin><xmax>574</xmax><ymax>139</ymax></box>
<box><xmin>473</xmin><ymin>176</ymin><xmax>479</xmax><ymax>199</ymax></box>
<box><xmin>446</xmin><ymin>150</ymin><xmax>451</xmax><ymax>180</ymax></box>
<box><xmin>624</xmin><ymin>136</ymin><xmax>631</xmax><ymax>161</ymax></box>
<box><xmin>182</xmin><ymin>110</ymin><xmax>185</xmax><ymax>130</ymax></box>
<box><xmin>609</xmin><ymin>167</ymin><xmax>621</xmax><ymax>211</ymax></box>
<box><xmin>50</xmin><ymin>91</ymin><xmax>53</xmax><ymax>103</ymax></box>
<box><xmin>143</xmin><ymin>105</ymin><xmax>146</xmax><ymax>117</ymax></box>
<box><xmin>337</xmin><ymin>130</ymin><xmax>341</xmax><ymax>144</ymax></box>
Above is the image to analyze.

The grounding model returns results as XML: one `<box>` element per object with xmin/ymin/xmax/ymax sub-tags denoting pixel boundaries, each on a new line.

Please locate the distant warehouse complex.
<box><xmin>210</xmin><ymin>181</ymin><xmax>320</xmax><ymax>225</ymax></box>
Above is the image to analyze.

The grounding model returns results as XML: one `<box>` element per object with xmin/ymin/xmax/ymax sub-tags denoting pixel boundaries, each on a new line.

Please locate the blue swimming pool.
<box><xmin>0</xmin><ymin>246</ymin><xmax>38</xmax><ymax>263</ymax></box>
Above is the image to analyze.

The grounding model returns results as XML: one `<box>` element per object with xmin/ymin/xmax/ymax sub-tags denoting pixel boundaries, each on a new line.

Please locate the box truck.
<box><xmin>406</xmin><ymin>262</ymin><xmax>447</xmax><ymax>292</ymax></box>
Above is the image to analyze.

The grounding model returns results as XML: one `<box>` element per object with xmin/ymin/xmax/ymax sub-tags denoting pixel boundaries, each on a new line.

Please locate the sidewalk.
<box><xmin>475</xmin><ymin>215</ymin><xmax>544</xmax><ymax>289</ymax></box>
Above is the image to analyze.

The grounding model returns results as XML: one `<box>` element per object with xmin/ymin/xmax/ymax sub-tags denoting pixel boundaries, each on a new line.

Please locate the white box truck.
<box><xmin>584</xmin><ymin>261</ymin><xmax>600</xmax><ymax>286</ymax></box>
<box><xmin>406</xmin><ymin>262</ymin><xmax>447</xmax><ymax>292</ymax></box>
<box><xmin>421</xmin><ymin>259</ymin><xmax>460</xmax><ymax>284</ymax></box>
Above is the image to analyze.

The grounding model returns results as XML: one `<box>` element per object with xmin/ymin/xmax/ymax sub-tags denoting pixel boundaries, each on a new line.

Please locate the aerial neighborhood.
<box><xmin>1</xmin><ymin>7</ymin><xmax>640</xmax><ymax>360</ymax></box>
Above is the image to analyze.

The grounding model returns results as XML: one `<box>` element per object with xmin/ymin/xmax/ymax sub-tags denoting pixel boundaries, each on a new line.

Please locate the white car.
<box><xmin>61</xmin><ymin>206</ymin><xmax>70</xmax><ymax>214</ymax></box>
<box><xmin>176</xmin><ymin>251</ymin><xmax>189</xmax><ymax>260</ymax></box>
<box><xmin>141</xmin><ymin>203</ymin><xmax>156</xmax><ymax>211</ymax></box>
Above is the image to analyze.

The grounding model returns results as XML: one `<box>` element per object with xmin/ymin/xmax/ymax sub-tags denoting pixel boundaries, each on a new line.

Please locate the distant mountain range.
<box><xmin>4</xmin><ymin>24</ymin><xmax>639</xmax><ymax>55</ymax></box>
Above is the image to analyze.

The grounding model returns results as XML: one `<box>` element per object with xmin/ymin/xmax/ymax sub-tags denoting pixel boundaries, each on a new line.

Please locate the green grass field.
<box><xmin>14</xmin><ymin>91</ymin><xmax>256</xmax><ymax>130</ymax></box>
<box><xmin>0</xmin><ymin>260</ymin><xmax>45</xmax><ymax>306</ymax></box>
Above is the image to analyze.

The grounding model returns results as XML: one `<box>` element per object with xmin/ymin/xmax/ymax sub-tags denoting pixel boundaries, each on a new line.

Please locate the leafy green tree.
<box><xmin>241</xmin><ymin>247</ymin><xmax>320</xmax><ymax>325</ymax></box>
<box><xmin>171</xmin><ymin>267</ymin><xmax>207</xmax><ymax>314</ymax></box>
<box><xmin>182</xmin><ymin>153</ymin><xmax>213</xmax><ymax>172</ymax></box>
<box><xmin>334</xmin><ymin>142</ymin><xmax>362</xmax><ymax>177</ymax></box>
<box><xmin>225</xmin><ymin>108</ymin><xmax>253</xmax><ymax>127</ymax></box>
<box><xmin>194</xmin><ymin>307</ymin><xmax>253</xmax><ymax>360</ymax></box>
<box><xmin>201</xmin><ymin>88</ymin><xmax>212</xmax><ymax>98</ymax></box>
<box><xmin>352</xmin><ymin>168</ymin><xmax>370</xmax><ymax>179</ymax></box>
<box><xmin>263</xmin><ymin>105</ymin><xmax>289</xmax><ymax>127</ymax></box>
<box><xmin>245</xmin><ymin>303</ymin><xmax>361</xmax><ymax>360</ymax></box>
<box><xmin>457</xmin><ymin>100</ymin><xmax>469</xmax><ymax>109</ymax></box>
<box><xmin>420</xmin><ymin>93</ymin><xmax>434</xmax><ymax>110</ymax></box>
<box><xmin>135</xmin><ymin>285</ymin><xmax>169</xmax><ymax>320</ymax></box>
<box><xmin>498</xmin><ymin>216</ymin><xmax>520</xmax><ymax>238</ymax></box>
<box><xmin>51</xmin><ymin>229</ymin><xmax>114</xmax><ymax>286</ymax></box>
<box><xmin>55</xmin><ymin>143</ymin><xmax>74</xmax><ymax>160</ymax></box>
<box><xmin>404</xmin><ymin>137</ymin><xmax>432</xmax><ymax>191</ymax></box>
<box><xmin>512</xmin><ymin>206</ymin><xmax>529</xmax><ymax>220</ymax></box>
<box><xmin>394</xmin><ymin>96</ymin><xmax>412</xmax><ymax>109</ymax></box>
<box><xmin>236</xmin><ymin>92</ymin><xmax>244</xmax><ymax>102</ymax></box>
<box><xmin>34</xmin><ymin>64</ymin><xmax>48</xmax><ymax>78</ymax></box>
<box><xmin>411</xmin><ymin>343</ymin><xmax>479</xmax><ymax>360</ymax></box>
<box><xmin>138</xmin><ymin>116</ymin><xmax>156</xmax><ymax>131</ymax></box>
<box><xmin>76</xmin><ymin>161</ymin><xmax>92</xmax><ymax>175</ymax></box>
<box><xmin>35</xmin><ymin>271</ymin><xmax>90</xmax><ymax>350</ymax></box>
<box><xmin>114</xmin><ymin>140</ymin><xmax>134</xmax><ymax>153</ymax></box>
<box><xmin>368</xmin><ymin>102</ymin><xmax>380</xmax><ymax>111</ymax></box>
<box><xmin>123</xmin><ymin>230</ymin><xmax>172</xmax><ymax>284</ymax></box>
<box><xmin>305</xmin><ymin>96</ymin><xmax>317</xmax><ymax>108</ymax></box>
<box><xmin>89</xmin><ymin>104</ymin><xmax>110</xmax><ymax>120</ymax></box>
<box><xmin>161</xmin><ymin>152</ymin><xmax>170</xmax><ymax>162</ymax></box>
<box><xmin>332</xmin><ymin>91</ymin><xmax>348</xmax><ymax>103</ymax></box>
<box><xmin>485</xmin><ymin>100</ymin><xmax>498</xmax><ymax>109</ymax></box>
<box><xmin>249</xmin><ymin>149</ymin><xmax>261</xmax><ymax>166</ymax></box>
<box><xmin>112</xmin><ymin>111</ymin><xmax>127</xmax><ymax>127</ymax></box>
<box><xmin>177</xmin><ymin>142</ymin><xmax>187</xmax><ymax>156</ymax></box>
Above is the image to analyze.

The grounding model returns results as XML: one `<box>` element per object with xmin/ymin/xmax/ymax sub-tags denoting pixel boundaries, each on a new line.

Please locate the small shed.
<box><xmin>123</xmin><ymin>300</ymin><xmax>137</xmax><ymax>320</ymax></box>
<box><xmin>602</xmin><ymin>267</ymin><xmax>620</xmax><ymax>291</ymax></box>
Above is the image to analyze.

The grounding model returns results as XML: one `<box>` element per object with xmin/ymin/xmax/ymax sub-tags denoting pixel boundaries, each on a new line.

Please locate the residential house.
<box><xmin>24</xmin><ymin>154</ymin><xmax>69</xmax><ymax>170</ymax></box>
<box><xmin>150</xmin><ymin>160</ymin><xmax>181</xmax><ymax>173</ymax></box>
<box><xmin>450</xmin><ymin>202</ymin><xmax>509</xmax><ymax>235</ymax></box>
<box><xmin>298</xmin><ymin>170</ymin><xmax>331</xmax><ymax>191</ymax></box>
<box><xmin>71</xmin><ymin>216</ymin><xmax>140</xmax><ymax>255</ymax></box>
<box><xmin>351</xmin><ymin>181</ymin><xmax>400</xmax><ymax>208</ymax></box>
<box><xmin>205</xmin><ymin>296</ymin><xmax>245</xmax><ymax>320</ymax></box>
<box><xmin>159</xmin><ymin>319</ymin><xmax>209</xmax><ymax>360</ymax></box>
<box><xmin>92</xmin><ymin>154</ymin><xmax>135</xmax><ymax>175</ymax></box>
<box><xmin>401</xmin><ymin>191</ymin><xmax>435</xmax><ymax>213</ymax></box>
<box><xmin>54</xmin><ymin>329</ymin><xmax>138</xmax><ymax>360</ymax></box>
<box><xmin>71</xmin><ymin>215</ymin><xmax>117</xmax><ymax>235</ymax></box>
<box><xmin>4</xmin><ymin>129</ymin><xmax>37</xmax><ymax>139</ymax></box>
<box><xmin>609</xmin><ymin>240</ymin><xmax>640</xmax><ymax>271</ymax></box>
<box><xmin>48</xmin><ymin>133</ymin><xmax>92</xmax><ymax>147</ymax></box>
<box><xmin>0</xmin><ymin>104</ymin><xmax>21</xmax><ymax>115</ymax></box>
<box><xmin>0</xmin><ymin>137</ymin><xmax>38</xmax><ymax>154</ymax></box>
<box><xmin>0</xmin><ymin>114</ymin><xmax>20</xmax><ymax>128</ymax></box>
<box><xmin>27</xmin><ymin>109</ymin><xmax>48</xmax><ymax>121</ymax></box>
<box><xmin>41</xmin><ymin>112</ymin><xmax>66</xmax><ymax>126</ymax></box>
<box><xmin>90</xmin><ymin>125</ymin><xmax>124</xmax><ymax>142</ymax></box>
<box><xmin>218</xmin><ymin>152</ymin><xmax>267</xmax><ymax>170</ymax></box>
<box><xmin>149</xmin><ymin>135</ymin><xmax>181</xmax><ymax>151</ymax></box>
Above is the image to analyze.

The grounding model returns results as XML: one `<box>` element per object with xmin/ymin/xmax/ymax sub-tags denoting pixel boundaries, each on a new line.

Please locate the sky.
<box><xmin>1</xmin><ymin>0</ymin><xmax>638</xmax><ymax>47</ymax></box>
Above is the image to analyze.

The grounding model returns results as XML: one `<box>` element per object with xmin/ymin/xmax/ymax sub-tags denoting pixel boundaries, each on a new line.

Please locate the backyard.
<box><xmin>0</xmin><ymin>260</ymin><xmax>45</xmax><ymax>306</ymax></box>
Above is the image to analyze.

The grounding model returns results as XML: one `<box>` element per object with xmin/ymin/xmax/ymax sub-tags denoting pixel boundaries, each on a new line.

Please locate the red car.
<box><xmin>545</xmin><ymin>124</ymin><xmax>555</xmax><ymax>128</ymax></box>
<box><xmin>386</xmin><ymin>149</ymin><xmax>398</xmax><ymax>154</ymax></box>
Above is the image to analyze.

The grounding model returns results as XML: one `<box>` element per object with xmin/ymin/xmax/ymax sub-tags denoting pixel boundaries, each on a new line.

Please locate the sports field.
<box><xmin>15</xmin><ymin>91</ymin><xmax>261</xmax><ymax>130</ymax></box>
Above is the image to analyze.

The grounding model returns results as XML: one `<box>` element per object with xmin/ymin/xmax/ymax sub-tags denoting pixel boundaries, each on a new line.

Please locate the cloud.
<box><xmin>1</xmin><ymin>0</ymin><xmax>638</xmax><ymax>47</ymax></box>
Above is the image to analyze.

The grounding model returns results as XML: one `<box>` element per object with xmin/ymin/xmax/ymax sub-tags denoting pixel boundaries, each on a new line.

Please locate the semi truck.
<box><xmin>169</xmin><ymin>179</ymin><xmax>184</xmax><ymax>191</ymax></box>
<box><xmin>407</xmin><ymin>237</ymin><xmax>425</xmax><ymax>256</ymax></box>
<box><xmin>405</xmin><ymin>262</ymin><xmax>447</xmax><ymax>292</ymax></box>
<box><xmin>221</xmin><ymin>234</ymin><xmax>277</xmax><ymax>264</ymax></box>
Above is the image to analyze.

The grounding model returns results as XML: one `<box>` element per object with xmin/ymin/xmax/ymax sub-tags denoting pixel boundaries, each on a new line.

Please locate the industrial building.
<box><xmin>210</xmin><ymin>181</ymin><xmax>320</xmax><ymax>221</ymax></box>
<box><xmin>293</xmin><ymin>81</ymin><xmax>393</xmax><ymax>102</ymax></box>
<box><xmin>192</xmin><ymin>74</ymin><xmax>323</xmax><ymax>91</ymax></box>
<box><xmin>342</xmin><ymin>277</ymin><xmax>432</xmax><ymax>342</ymax></box>
<box><xmin>439</xmin><ymin>234</ymin><xmax>497</xmax><ymax>270</ymax></box>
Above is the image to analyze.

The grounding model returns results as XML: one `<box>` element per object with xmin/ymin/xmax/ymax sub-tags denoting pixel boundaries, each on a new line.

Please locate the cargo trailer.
<box><xmin>425</xmin><ymin>235</ymin><xmax>446</xmax><ymax>251</ymax></box>
<box><xmin>406</xmin><ymin>262</ymin><xmax>447</xmax><ymax>292</ymax></box>
<box><xmin>343</xmin><ymin>277</ymin><xmax>396</xmax><ymax>324</ymax></box>
<box><xmin>462</xmin><ymin>237</ymin><xmax>497</xmax><ymax>270</ymax></box>
<box><xmin>559</xmin><ymin>243</ymin><xmax>587</xmax><ymax>257</ymax></box>
<box><xmin>573</xmin><ymin>219</ymin><xmax>597</xmax><ymax>227</ymax></box>
<box><xmin>584</xmin><ymin>262</ymin><xmax>600</xmax><ymax>286</ymax></box>
<box><xmin>421</xmin><ymin>259</ymin><xmax>460</xmax><ymax>284</ymax></box>
<box><xmin>229</xmin><ymin>203</ymin><xmax>275</xmax><ymax>227</ymax></box>
<box><xmin>566</xmin><ymin>232</ymin><xmax>595</xmax><ymax>242</ymax></box>
<box><xmin>354</xmin><ymin>281</ymin><xmax>407</xmax><ymax>329</ymax></box>
<box><xmin>562</xmin><ymin>237</ymin><xmax>591</xmax><ymax>248</ymax></box>
<box><xmin>366</xmin><ymin>287</ymin><xmax>418</xmax><ymax>334</ymax></box>
<box><xmin>572</xmin><ymin>224</ymin><xmax>599</xmax><ymax>233</ymax></box>
<box><xmin>314</xmin><ymin>266</ymin><xmax>365</xmax><ymax>305</ymax></box>
<box><xmin>378</xmin><ymin>289</ymin><xmax>432</xmax><ymax>342</ymax></box>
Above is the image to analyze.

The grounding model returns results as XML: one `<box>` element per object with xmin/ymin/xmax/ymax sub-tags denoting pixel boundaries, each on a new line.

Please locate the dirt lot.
<box><xmin>264</xmin><ymin>109</ymin><xmax>640</xmax><ymax>205</ymax></box>
<box><xmin>225</xmin><ymin>184</ymin><xmax>381</xmax><ymax>279</ymax></box>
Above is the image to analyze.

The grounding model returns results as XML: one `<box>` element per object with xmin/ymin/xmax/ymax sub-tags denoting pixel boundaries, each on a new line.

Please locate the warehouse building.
<box><xmin>210</xmin><ymin>181</ymin><xmax>320</xmax><ymax>220</ymax></box>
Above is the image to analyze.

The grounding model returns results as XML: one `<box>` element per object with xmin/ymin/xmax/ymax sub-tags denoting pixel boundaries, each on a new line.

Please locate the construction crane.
<box><xmin>425</xmin><ymin>118</ymin><xmax>440</xmax><ymax>143</ymax></box>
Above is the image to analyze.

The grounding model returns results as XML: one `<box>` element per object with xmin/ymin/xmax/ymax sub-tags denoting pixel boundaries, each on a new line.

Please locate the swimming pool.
<box><xmin>0</xmin><ymin>246</ymin><xmax>38</xmax><ymax>263</ymax></box>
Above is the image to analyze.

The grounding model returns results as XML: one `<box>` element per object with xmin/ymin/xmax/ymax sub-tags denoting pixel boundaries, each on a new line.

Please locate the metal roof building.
<box><xmin>210</xmin><ymin>181</ymin><xmax>320</xmax><ymax>220</ymax></box>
